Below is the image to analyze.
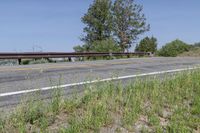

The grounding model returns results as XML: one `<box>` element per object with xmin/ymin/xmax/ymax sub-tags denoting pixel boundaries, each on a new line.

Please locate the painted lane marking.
<box><xmin>0</xmin><ymin>66</ymin><xmax>199</xmax><ymax>97</ymax></box>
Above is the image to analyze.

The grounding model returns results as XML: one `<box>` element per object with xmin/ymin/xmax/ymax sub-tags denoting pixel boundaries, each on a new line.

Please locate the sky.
<box><xmin>0</xmin><ymin>0</ymin><xmax>199</xmax><ymax>52</ymax></box>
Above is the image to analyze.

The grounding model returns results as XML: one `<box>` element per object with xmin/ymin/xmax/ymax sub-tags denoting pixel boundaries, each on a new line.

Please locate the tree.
<box><xmin>81</xmin><ymin>0</ymin><xmax>113</xmax><ymax>46</ymax></box>
<box><xmin>135</xmin><ymin>36</ymin><xmax>157</xmax><ymax>53</ymax></box>
<box><xmin>73</xmin><ymin>45</ymin><xmax>89</xmax><ymax>52</ymax></box>
<box><xmin>158</xmin><ymin>39</ymin><xmax>191</xmax><ymax>57</ymax></box>
<box><xmin>73</xmin><ymin>38</ymin><xmax>121</xmax><ymax>52</ymax></box>
<box><xmin>112</xmin><ymin>0</ymin><xmax>150</xmax><ymax>52</ymax></box>
<box><xmin>91</xmin><ymin>38</ymin><xmax>121</xmax><ymax>52</ymax></box>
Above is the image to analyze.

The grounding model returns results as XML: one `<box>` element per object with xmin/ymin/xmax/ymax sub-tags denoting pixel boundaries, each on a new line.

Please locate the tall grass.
<box><xmin>0</xmin><ymin>70</ymin><xmax>200</xmax><ymax>132</ymax></box>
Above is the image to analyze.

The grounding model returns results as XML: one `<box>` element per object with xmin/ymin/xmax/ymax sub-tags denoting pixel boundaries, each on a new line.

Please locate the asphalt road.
<box><xmin>0</xmin><ymin>57</ymin><xmax>200</xmax><ymax>109</ymax></box>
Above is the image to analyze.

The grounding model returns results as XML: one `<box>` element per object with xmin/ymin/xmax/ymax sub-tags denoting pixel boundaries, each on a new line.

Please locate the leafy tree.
<box><xmin>158</xmin><ymin>39</ymin><xmax>191</xmax><ymax>57</ymax></box>
<box><xmin>112</xmin><ymin>0</ymin><xmax>150</xmax><ymax>52</ymax></box>
<box><xmin>73</xmin><ymin>44</ymin><xmax>90</xmax><ymax>52</ymax></box>
<box><xmin>81</xmin><ymin>0</ymin><xmax>113</xmax><ymax>45</ymax></box>
<box><xmin>91</xmin><ymin>38</ymin><xmax>121</xmax><ymax>52</ymax></box>
<box><xmin>73</xmin><ymin>38</ymin><xmax>121</xmax><ymax>52</ymax></box>
<box><xmin>135</xmin><ymin>36</ymin><xmax>157</xmax><ymax>53</ymax></box>
<box><xmin>74</xmin><ymin>0</ymin><xmax>150</xmax><ymax>53</ymax></box>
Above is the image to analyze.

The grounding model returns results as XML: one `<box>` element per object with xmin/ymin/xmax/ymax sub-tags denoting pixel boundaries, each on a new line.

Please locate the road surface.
<box><xmin>0</xmin><ymin>57</ymin><xmax>200</xmax><ymax>108</ymax></box>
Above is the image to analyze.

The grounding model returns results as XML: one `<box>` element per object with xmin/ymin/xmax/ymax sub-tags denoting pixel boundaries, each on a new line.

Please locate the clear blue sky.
<box><xmin>0</xmin><ymin>0</ymin><xmax>199</xmax><ymax>52</ymax></box>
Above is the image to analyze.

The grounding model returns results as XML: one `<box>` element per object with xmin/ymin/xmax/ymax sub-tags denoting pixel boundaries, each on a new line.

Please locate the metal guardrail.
<box><xmin>0</xmin><ymin>52</ymin><xmax>151</xmax><ymax>64</ymax></box>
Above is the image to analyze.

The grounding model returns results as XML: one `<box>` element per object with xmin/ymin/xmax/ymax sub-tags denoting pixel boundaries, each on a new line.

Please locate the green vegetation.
<box><xmin>135</xmin><ymin>36</ymin><xmax>157</xmax><ymax>53</ymax></box>
<box><xmin>91</xmin><ymin>38</ymin><xmax>122</xmax><ymax>52</ymax></box>
<box><xmin>154</xmin><ymin>40</ymin><xmax>200</xmax><ymax>57</ymax></box>
<box><xmin>179</xmin><ymin>47</ymin><xmax>200</xmax><ymax>57</ymax></box>
<box><xmin>1</xmin><ymin>70</ymin><xmax>200</xmax><ymax>132</ymax></box>
<box><xmin>21</xmin><ymin>58</ymin><xmax>51</xmax><ymax>65</ymax></box>
<box><xmin>81</xmin><ymin>0</ymin><xmax>113</xmax><ymax>45</ymax></box>
<box><xmin>74</xmin><ymin>38</ymin><xmax>121</xmax><ymax>53</ymax></box>
<box><xmin>0</xmin><ymin>60</ymin><xmax>17</xmax><ymax>66</ymax></box>
<box><xmin>194</xmin><ymin>42</ymin><xmax>200</xmax><ymax>47</ymax></box>
<box><xmin>112</xmin><ymin>0</ymin><xmax>149</xmax><ymax>52</ymax></box>
<box><xmin>20</xmin><ymin>58</ymin><xmax>72</xmax><ymax>65</ymax></box>
<box><xmin>74</xmin><ymin>0</ymin><xmax>149</xmax><ymax>52</ymax></box>
<box><xmin>157</xmin><ymin>39</ymin><xmax>191</xmax><ymax>57</ymax></box>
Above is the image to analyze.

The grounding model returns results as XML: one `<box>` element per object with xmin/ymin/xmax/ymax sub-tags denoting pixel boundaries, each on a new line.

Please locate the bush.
<box><xmin>135</xmin><ymin>36</ymin><xmax>157</xmax><ymax>53</ymax></box>
<box><xmin>29</xmin><ymin>58</ymin><xmax>50</xmax><ymax>64</ymax></box>
<box><xmin>21</xmin><ymin>58</ymin><xmax>51</xmax><ymax>65</ymax></box>
<box><xmin>158</xmin><ymin>39</ymin><xmax>191</xmax><ymax>57</ymax></box>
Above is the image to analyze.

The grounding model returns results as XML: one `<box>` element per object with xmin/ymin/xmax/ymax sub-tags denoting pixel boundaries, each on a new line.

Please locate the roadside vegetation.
<box><xmin>157</xmin><ymin>39</ymin><xmax>191</xmax><ymax>57</ymax></box>
<box><xmin>135</xmin><ymin>36</ymin><xmax>157</xmax><ymax>54</ymax></box>
<box><xmin>21</xmin><ymin>58</ymin><xmax>52</xmax><ymax>65</ymax></box>
<box><xmin>156</xmin><ymin>40</ymin><xmax>200</xmax><ymax>57</ymax></box>
<box><xmin>179</xmin><ymin>47</ymin><xmax>200</xmax><ymax>57</ymax></box>
<box><xmin>0</xmin><ymin>60</ymin><xmax>18</xmax><ymax>66</ymax></box>
<box><xmin>0</xmin><ymin>70</ymin><xmax>200</xmax><ymax>132</ymax></box>
<box><xmin>74</xmin><ymin>0</ymin><xmax>149</xmax><ymax>53</ymax></box>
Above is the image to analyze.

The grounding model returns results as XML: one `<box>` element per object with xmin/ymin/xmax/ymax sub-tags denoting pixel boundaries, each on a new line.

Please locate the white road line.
<box><xmin>0</xmin><ymin>66</ymin><xmax>199</xmax><ymax>97</ymax></box>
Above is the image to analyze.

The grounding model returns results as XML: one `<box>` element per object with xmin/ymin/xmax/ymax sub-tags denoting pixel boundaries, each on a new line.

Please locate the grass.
<box><xmin>1</xmin><ymin>70</ymin><xmax>200</xmax><ymax>132</ymax></box>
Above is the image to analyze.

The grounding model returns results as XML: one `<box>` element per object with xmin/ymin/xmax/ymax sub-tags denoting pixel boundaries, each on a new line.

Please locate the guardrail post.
<box><xmin>18</xmin><ymin>59</ymin><xmax>21</xmax><ymax>65</ymax></box>
<box><xmin>68</xmin><ymin>57</ymin><xmax>72</xmax><ymax>62</ymax></box>
<box><xmin>109</xmin><ymin>52</ymin><xmax>113</xmax><ymax>59</ymax></box>
<box><xmin>93</xmin><ymin>56</ymin><xmax>96</xmax><ymax>60</ymax></box>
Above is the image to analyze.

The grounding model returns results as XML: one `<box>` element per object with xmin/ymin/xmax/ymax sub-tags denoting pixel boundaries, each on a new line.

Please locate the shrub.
<box><xmin>21</xmin><ymin>58</ymin><xmax>51</xmax><ymax>65</ymax></box>
<box><xmin>179</xmin><ymin>47</ymin><xmax>200</xmax><ymax>57</ymax></box>
<box><xmin>29</xmin><ymin>58</ymin><xmax>50</xmax><ymax>64</ymax></box>
<box><xmin>135</xmin><ymin>36</ymin><xmax>157</xmax><ymax>53</ymax></box>
<box><xmin>157</xmin><ymin>39</ymin><xmax>191</xmax><ymax>57</ymax></box>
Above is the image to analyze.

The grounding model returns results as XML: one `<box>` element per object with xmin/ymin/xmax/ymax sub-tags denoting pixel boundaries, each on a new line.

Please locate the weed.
<box><xmin>1</xmin><ymin>69</ymin><xmax>200</xmax><ymax>132</ymax></box>
<box><xmin>64</xmin><ymin>99</ymin><xmax>80</xmax><ymax>113</ymax></box>
<box><xmin>51</xmin><ymin>87</ymin><xmax>62</xmax><ymax>115</ymax></box>
<box><xmin>0</xmin><ymin>117</ymin><xmax>4</xmax><ymax>132</ymax></box>
<box><xmin>148</xmin><ymin>114</ymin><xmax>160</xmax><ymax>126</ymax></box>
